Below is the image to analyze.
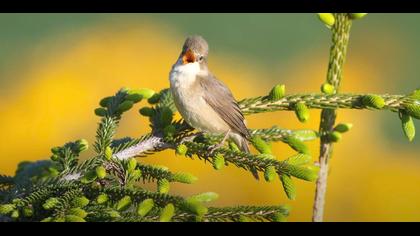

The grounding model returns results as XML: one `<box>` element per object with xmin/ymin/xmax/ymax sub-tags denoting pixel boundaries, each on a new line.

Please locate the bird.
<box><xmin>169</xmin><ymin>35</ymin><xmax>259</xmax><ymax>180</ymax></box>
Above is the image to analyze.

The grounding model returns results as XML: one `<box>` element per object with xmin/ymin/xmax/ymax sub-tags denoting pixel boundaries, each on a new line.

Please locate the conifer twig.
<box><xmin>312</xmin><ymin>13</ymin><xmax>352</xmax><ymax>222</ymax></box>
<box><xmin>111</xmin><ymin>127</ymin><xmax>318</xmax><ymax>160</ymax></box>
<box><xmin>239</xmin><ymin>93</ymin><xmax>418</xmax><ymax>116</ymax></box>
<box><xmin>112</xmin><ymin>135</ymin><xmax>171</xmax><ymax>160</ymax></box>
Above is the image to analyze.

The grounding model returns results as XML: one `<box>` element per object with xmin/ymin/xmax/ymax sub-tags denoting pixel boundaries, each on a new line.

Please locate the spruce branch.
<box><xmin>0</xmin><ymin>175</ymin><xmax>14</xmax><ymax>189</ymax></box>
<box><xmin>181</xmin><ymin>141</ymin><xmax>317</xmax><ymax>182</ymax></box>
<box><xmin>239</xmin><ymin>93</ymin><xmax>420</xmax><ymax>118</ymax></box>
<box><xmin>61</xmin><ymin>156</ymin><xmax>103</xmax><ymax>178</ymax></box>
<box><xmin>17</xmin><ymin>187</ymin><xmax>53</xmax><ymax>206</ymax></box>
<box><xmin>111</xmin><ymin>127</ymin><xmax>318</xmax><ymax>161</ymax></box>
<box><xmin>49</xmin><ymin>189</ymin><xmax>84</xmax><ymax>216</ymax></box>
<box><xmin>136</xmin><ymin>163</ymin><xmax>197</xmax><ymax>184</ymax></box>
<box><xmin>94</xmin><ymin>117</ymin><xmax>119</xmax><ymax>155</ymax></box>
<box><xmin>112</xmin><ymin>134</ymin><xmax>171</xmax><ymax>160</ymax></box>
<box><xmin>135</xmin><ymin>88</ymin><xmax>420</xmax><ymax>118</ymax></box>
<box><xmin>200</xmin><ymin>205</ymin><xmax>289</xmax><ymax>222</ymax></box>
<box><xmin>110</xmin><ymin>205</ymin><xmax>289</xmax><ymax>222</ymax></box>
<box><xmin>249</xmin><ymin>127</ymin><xmax>319</xmax><ymax>142</ymax></box>
<box><xmin>101</xmin><ymin>186</ymin><xmax>185</xmax><ymax>206</ymax></box>
<box><xmin>209</xmin><ymin>127</ymin><xmax>319</xmax><ymax>143</ymax></box>
<box><xmin>133</xmin><ymin>205</ymin><xmax>289</xmax><ymax>222</ymax></box>
<box><xmin>313</xmin><ymin>13</ymin><xmax>352</xmax><ymax>222</ymax></box>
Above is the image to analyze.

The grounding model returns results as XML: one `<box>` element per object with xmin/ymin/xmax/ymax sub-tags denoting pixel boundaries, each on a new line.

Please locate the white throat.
<box><xmin>169</xmin><ymin>59</ymin><xmax>206</xmax><ymax>87</ymax></box>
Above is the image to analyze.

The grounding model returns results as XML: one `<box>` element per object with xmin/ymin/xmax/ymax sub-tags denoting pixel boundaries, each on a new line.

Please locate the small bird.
<box><xmin>169</xmin><ymin>35</ymin><xmax>259</xmax><ymax>179</ymax></box>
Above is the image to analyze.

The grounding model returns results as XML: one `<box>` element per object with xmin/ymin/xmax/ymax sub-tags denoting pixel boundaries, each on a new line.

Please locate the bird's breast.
<box><xmin>169</xmin><ymin>65</ymin><xmax>229</xmax><ymax>134</ymax></box>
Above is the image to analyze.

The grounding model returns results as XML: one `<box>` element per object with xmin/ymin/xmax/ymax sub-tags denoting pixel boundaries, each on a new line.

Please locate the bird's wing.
<box><xmin>198</xmin><ymin>74</ymin><xmax>251</xmax><ymax>140</ymax></box>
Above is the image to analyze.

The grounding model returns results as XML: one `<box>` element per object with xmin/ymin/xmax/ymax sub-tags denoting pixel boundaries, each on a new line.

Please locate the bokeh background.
<box><xmin>0</xmin><ymin>13</ymin><xmax>419</xmax><ymax>222</ymax></box>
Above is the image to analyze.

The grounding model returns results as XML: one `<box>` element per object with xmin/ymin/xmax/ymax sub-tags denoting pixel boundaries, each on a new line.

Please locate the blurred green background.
<box><xmin>0</xmin><ymin>13</ymin><xmax>419</xmax><ymax>221</ymax></box>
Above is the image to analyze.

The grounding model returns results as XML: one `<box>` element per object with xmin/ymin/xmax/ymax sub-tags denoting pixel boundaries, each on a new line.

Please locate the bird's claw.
<box><xmin>207</xmin><ymin>143</ymin><xmax>223</xmax><ymax>155</ymax></box>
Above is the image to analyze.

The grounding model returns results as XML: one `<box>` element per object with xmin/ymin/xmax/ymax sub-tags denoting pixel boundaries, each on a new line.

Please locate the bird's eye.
<box><xmin>198</xmin><ymin>56</ymin><xmax>204</xmax><ymax>62</ymax></box>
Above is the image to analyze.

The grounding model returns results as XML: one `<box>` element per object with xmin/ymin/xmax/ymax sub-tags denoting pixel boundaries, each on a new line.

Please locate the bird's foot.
<box><xmin>206</xmin><ymin>130</ymin><xmax>231</xmax><ymax>155</ymax></box>
<box><xmin>207</xmin><ymin>143</ymin><xmax>224</xmax><ymax>155</ymax></box>
<box><xmin>181</xmin><ymin>133</ymin><xmax>202</xmax><ymax>143</ymax></box>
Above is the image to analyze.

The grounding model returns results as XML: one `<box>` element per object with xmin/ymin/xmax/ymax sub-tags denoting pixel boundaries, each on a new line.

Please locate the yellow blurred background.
<box><xmin>0</xmin><ymin>13</ymin><xmax>419</xmax><ymax>221</ymax></box>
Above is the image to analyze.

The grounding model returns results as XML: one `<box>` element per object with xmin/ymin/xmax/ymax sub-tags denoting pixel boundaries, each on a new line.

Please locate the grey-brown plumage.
<box><xmin>198</xmin><ymin>74</ymin><xmax>251</xmax><ymax>151</ymax></box>
<box><xmin>181</xmin><ymin>36</ymin><xmax>209</xmax><ymax>59</ymax></box>
<box><xmin>169</xmin><ymin>35</ymin><xmax>258</xmax><ymax>179</ymax></box>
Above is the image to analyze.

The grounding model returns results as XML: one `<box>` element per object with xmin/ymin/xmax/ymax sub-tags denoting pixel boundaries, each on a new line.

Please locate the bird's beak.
<box><xmin>182</xmin><ymin>49</ymin><xmax>196</xmax><ymax>64</ymax></box>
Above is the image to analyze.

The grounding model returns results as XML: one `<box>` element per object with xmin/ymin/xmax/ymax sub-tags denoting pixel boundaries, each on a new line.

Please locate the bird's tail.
<box><xmin>231</xmin><ymin>134</ymin><xmax>260</xmax><ymax>180</ymax></box>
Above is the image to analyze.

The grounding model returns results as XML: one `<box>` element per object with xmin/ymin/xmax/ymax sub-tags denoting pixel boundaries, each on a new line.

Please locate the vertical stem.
<box><xmin>312</xmin><ymin>14</ymin><xmax>352</xmax><ymax>222</ymax></box>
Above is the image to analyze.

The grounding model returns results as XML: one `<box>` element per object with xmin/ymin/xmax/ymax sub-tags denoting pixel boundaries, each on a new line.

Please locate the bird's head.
<box><xmin>179</xmin><ymin>35</ymin><xmax>209</xmax><ymax>65</ymax></box>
